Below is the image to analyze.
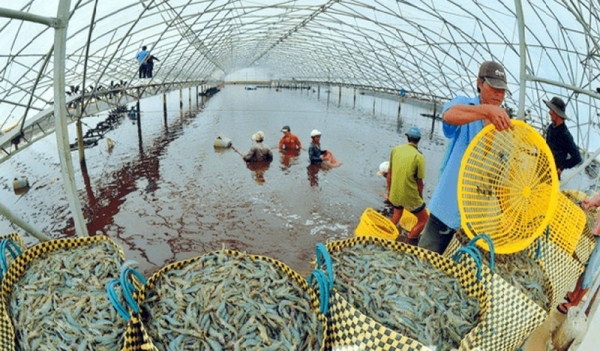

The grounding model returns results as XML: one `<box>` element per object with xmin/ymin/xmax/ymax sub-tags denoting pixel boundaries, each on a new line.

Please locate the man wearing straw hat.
<box><xmin>543</xmin><ymin>96</ymin><xmax>582</xmax><ymax>179</ymax></box>
<box><xmin>243</xmin><ymin>131</ymin><xmax>273</xmax><ymax>162</ymax></box>
<box><xmin>418</xmin><ymin>60</ymin><xmax>513</xmax><ymax>254</ymax></box>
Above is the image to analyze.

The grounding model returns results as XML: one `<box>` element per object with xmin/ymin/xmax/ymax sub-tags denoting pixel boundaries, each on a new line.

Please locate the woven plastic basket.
<box><xmin>547</xmin><ymin>192</ymin><xmax>586</xmax><ymax>256</ymax></box>
<box><xmin>354</xmin><ymin>207</ymin><xmax>399</xmax><ymax>241</ymax></box>
<box><xmin>458</xmin><ymin>120</ymin><xmax>559</xmax><ymax>253</ymax></box>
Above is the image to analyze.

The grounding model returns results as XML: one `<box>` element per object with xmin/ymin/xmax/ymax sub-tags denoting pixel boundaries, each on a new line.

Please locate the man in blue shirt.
<box><xmin>418</xmin><ymin>61</ymin><xmax>513</xmax><ymax>254</ymax></box>
<box><xmin>136</xmin><ymin>46</ymin><xmax>149</xmax><ymax>78</ymax></box>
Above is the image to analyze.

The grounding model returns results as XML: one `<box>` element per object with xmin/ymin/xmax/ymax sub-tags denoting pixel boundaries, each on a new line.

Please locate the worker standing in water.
<box><xmin>387</xmin><ymin>126</ymin><xmax>429</xmax><ymax>240</ymax></box>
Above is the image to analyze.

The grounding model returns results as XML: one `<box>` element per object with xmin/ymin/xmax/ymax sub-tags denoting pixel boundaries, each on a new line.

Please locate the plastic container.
<box><xmin>355</xmin><ymin>208</ymin><xmax>399</xmax><ymax>241</ymax></box>
<box><xmin>214</xmin><ymin>136</ymin><xmax>232</xmax><ymax>148</ymax></box>
<box><xmin>457</xmin><ymin>120</ymin><xmax>559</xmax><ymax>253</ymax></box>
<box><xmin>12</xmin><ymin>178</ymin><xmax>29</xmax><ymax>194</ymax></box>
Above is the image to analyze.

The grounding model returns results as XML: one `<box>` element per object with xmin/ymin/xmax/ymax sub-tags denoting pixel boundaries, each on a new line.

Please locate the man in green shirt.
<box><xmin>387</xmin><ymin>126</ymin><xmax>429</xmax><ymax>240</ymax></box>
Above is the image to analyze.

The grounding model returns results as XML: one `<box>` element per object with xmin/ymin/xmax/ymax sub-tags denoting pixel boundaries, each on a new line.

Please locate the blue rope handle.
<box><xmin>453</xmin><ymin>246</ymin><xmax>483</xmax><ymax>280</ymax></box>
<box><xmin>0</xmin><ymin>239</ymin><xmax>22</xmax><ymax>275</ymax></box>
<box><xmin>119</xmin><ymin>267</ymin><xmax>147</xmax><ymax>314</ymax></box>
<box><xmin>315</xmin><ymin>243</ymin><xmax>334</xmax><ymax>290</ymax></box>
<box><xmin>308</xmin><ymin>269</ymin><xmax>330</xmax><ymax>314</ymax></box>
<box><xmin>535</xmin><ymin>226</ymin><xmax>551</xmax><ymax>260</ymax></box>
<box><xmin>468</xmin><ymin>234</ymin><xmax>495</xmax><ymax>273</ymax></box>
<box><xmin>106</xmin><ymin>279</ymin><xmax>131</xmax><ymax>322</ymax></box>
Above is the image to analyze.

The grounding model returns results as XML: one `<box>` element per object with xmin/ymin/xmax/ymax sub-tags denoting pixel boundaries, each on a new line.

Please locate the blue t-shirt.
<box><xmin>428</xmin><ymin>95</ymin><xmax>483</xmax><ymax>229</ymax></box>
<box><xmin>136</xmin><ymin>50</ymin><xmax>149</xmax><ymax>64</ymax></box>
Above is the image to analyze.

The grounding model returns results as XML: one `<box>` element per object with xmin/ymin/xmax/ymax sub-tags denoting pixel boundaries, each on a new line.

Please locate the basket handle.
<box><xmin>534</xmin><ymin>226</ymin><xmax>551</xmax><ymax>260</ymax></box>
<box><xmin>466</xmin><ymin>234</ymin><xmax>495</xmax><ymax>273</ymax></box>
<box><xmin>308</xmin><ymin>269</ymin><xmax>330</xmax><ymax>314</ymax></box>
<box><xmin>453</xmin><ymin>246</ymin><xmax>483</xmax><ymax>280</ymax></box>
<box><xmin>0</xmin><ymin>238</ymin><xmax>22</xmax><ymax>275</ymax></box>
<box><xmin>119</xmin><ymin>267</ymin><xmax>147</xmax><ymax>314</ymax></box>
<box><xmin>315</xmin><ymin>243</ymin><xmax>334</xmax><ymax>290</ymax></box>
<box><xmin>106</xmin><ymin>279</ymin><xmax>131</xmax><ymax>322</ymax></box>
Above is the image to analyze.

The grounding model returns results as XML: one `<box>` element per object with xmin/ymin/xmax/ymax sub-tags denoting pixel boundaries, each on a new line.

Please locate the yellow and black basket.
<box><xmin>318</xmin><ymin>236</ymin><xmax>506</xmax><ymax>350</ymax></box>
<box><xmin>439</xmin><ymin>234</ymin><xmax>548</xmax><ymax>350</ymax></box>
<box><xmin>0</xmin><ymin>235</ymin><xmax>125</xmax><ymax>351</ymax></box>
<box><xmin>117</xmin><ymin>249</ymin><xmax>328</xmax><ymax>351</ymax></box>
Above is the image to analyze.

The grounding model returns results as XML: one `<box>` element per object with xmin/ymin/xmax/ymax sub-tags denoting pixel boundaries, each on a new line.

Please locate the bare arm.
<box><xmin>417</xmin><ymin>178</ymin><xmax>424</xmax><ymax>198</ymax></box>
<box><xmin>582</xmin><ymin>193</ymin><xmax>600</xmax><ymax>210</ymax></box>
<box><xmin>444</xmin><ymin>104</ymin><xmax>512</xmax><ymax>131</ymax></box>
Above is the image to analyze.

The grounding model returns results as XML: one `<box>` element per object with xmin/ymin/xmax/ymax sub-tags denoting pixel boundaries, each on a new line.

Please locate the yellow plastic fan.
<box><xmin>458</xmin><ymin>120</ymin><xmax>559</xmax><ymax>253</ymax></box>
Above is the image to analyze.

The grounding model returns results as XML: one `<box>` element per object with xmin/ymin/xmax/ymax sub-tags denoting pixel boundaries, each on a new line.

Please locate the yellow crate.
<box><xmin>457</xmin><ymin>120</ymin><xmax>559</xmax><ymax>254</ymax></box>
<box><xmin>355</xmin><ymin>208</ymin><xmax>399</xmax><ymax>241</ymax></box>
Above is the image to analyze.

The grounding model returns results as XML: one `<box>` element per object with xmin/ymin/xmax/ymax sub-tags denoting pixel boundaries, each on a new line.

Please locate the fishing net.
<box><xmin>322</xmin><ymin>151</ymin><xmax>342</xmax><ymax>168</ymax></box>
<box><xmin>118</xmin><ymin>249</ymin><xmax>327</xmax><ymax>350</ymax></box>
<box><xmin>0</xmin><ymin>236</ymin><xmax>125</xmax><ymax>351</ymax></box>
<box><xmin>320</xmin><ymin>236</ymin><xmax>497</xmax><ymax>351</ymax></box>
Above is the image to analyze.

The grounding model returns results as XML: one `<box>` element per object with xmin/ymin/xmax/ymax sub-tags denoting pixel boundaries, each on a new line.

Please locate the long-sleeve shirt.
<box><xmin>308</xmin><ymin>142</ymin><xmax>326</xmax><ymax>164</ymax></box>
<box><xmin>243</xmin><ymin>142</ymin><xmax>273</xmax><ymax>162</ymax></box>
<box><xmin>545</xmin><ymin>123</ymin><xmax>582</xmax><ymax>171</ymax></box>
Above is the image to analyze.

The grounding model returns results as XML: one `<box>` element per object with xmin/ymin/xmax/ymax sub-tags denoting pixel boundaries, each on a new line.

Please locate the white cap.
<box><xmin>310</xmin><ymin>129</ymin><xmax>322</xmax><ymax>137</ymax></box>
<box><xmin>252</xmin><ymin>131</ymin><xmax>265</xmax><ymax>141</ymax></box>
<box><xmin>377</xmin><ymin>161</ymin><xmax>389</xmax><ymax>177</ymax></box>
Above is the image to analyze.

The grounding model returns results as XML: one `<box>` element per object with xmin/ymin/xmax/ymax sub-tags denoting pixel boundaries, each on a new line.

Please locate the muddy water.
<box><xmin>0</xmin><ymin>85</ymin><xmax>448</xmax><ymax>276</ymax></box>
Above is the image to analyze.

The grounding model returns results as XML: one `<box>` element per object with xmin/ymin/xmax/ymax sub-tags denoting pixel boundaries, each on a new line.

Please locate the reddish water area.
<box><xmin>0</xmin><ymin>85</ymin><xmax>448</xmax><ymax>277</ymax></box>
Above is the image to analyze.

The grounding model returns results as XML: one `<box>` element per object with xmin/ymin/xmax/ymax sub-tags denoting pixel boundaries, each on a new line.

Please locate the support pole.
<box><xmin>163</xmin><ymin>92</ymin><xmax>167</xmax><ymax>126</ymax></box>
<box><xmin>179</xmin><ymin>88</ymin><xmax>183</xmax><ymax>119</ymax></box>
<box><xmin>430</xmin><ymin>100</ymin><xmax>437</xmax><ymax>138</ymax></box>
<box><xmin>397</xmin><ymin>96</ymin><xmax>403</xmax><ymax>128</ymax></box>
<box><xmin>0</xmin><ymin>202</ymin><xmax>52</xmax><ymax>242</ymax></box>
<box><xmin>353</xmin><ymin>87</ymin><xmax>357</xmax><ymax>109</ymax></box>
<box><xmin>54</xmin><ymin>0</ymin><xmax>88</xmax><ymax>237</ymax></box>
<box><xmin>372</xmin><ymin>96</ymin><xmax>376</xmax><ymax>115</ymax></box>
<box><xmin>188</xmin><ymin>87</ymin><xmax>192</xmax><ymax>113</ymax></box>
<box><xmin>338</xmin><ymin>85</ymin><xmax>342</xmax><ymax>107</ymax></box>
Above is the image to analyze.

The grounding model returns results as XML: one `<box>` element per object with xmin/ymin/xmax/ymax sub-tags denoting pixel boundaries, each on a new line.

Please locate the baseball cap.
<box><xmin>479</xmin><ymin>61</ymin><xmax>508</xmax><ymax>90</ymax></box>
<box><xmin>281</xmin><ymin>125</ymin><xmax>290</xmax><ymax>132</ymax></box>
<box><xmin>543</xmin><ymin>96</ymin><xmax>568</xmax><ymax>120</ymax></box>
<box><xmin>406</xmin><ymin>126</ymin><xmax>421</xmax><ymax>138</ymax></box>
<box><xmin>377</xmin><ymin>161</ymin><xmax>389</xmax><ymax>177</ymax></box>
<box><xmin>310</xmin><ymin>129</ymin><xmax>321</xmax><ymax>137</ymax></box>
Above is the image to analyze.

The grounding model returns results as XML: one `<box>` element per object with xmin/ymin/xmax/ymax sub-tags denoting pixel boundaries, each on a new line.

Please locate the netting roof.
<box><xmin>1</xmin><ymin>0</ymin><xmax>600</xmax><ymax>156</ymax></box>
